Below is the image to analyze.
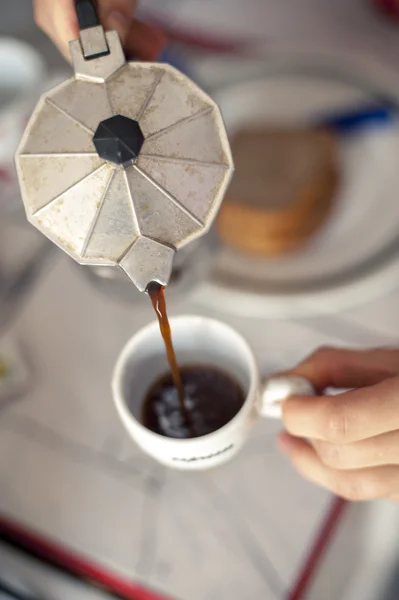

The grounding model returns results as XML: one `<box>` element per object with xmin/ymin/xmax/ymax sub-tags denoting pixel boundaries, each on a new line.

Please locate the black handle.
<box><xmin>74</xmin><ymin>0</ymin><xmax>100</xmax><ymax>30</ymax></box>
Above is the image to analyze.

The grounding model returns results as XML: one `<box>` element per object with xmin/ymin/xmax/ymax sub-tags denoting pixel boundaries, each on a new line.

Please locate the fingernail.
<box><xmin>107</xmin><ymin>11</ymin><xmax>129</xmax><ymax>42</ymax></box>
<box><xmin>277</xmin><ymin>432</ymin><xmax>296</xmax><ymax>454</ymax></box>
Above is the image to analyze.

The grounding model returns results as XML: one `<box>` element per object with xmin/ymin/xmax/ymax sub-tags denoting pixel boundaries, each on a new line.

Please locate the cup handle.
<box><xmin>260</xmin><ymin>375</ymin><xmax>315</xmax><ymax>419</ymax></box>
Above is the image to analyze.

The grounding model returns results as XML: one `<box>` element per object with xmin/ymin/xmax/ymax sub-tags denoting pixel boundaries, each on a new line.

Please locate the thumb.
<box><xmin>288</xmin><ymin>346</ymin><xmax>399</xmax><ymax>393</ymax></box>
<box><xmin>34</xmin><ymin>0</ymin><xmax>79</xmax><ymax>60</ymax></box>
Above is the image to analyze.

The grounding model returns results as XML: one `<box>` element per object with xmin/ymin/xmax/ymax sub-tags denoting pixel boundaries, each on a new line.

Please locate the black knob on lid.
<box><xmin>93</xmin><ymin>115</ymin><xmax>145</xmax><ymax>165</ymax></box>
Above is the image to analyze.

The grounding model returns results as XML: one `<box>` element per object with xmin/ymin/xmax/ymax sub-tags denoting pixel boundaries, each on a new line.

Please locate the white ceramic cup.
<box><xmin>112</xmin><ymin>315</ymin><xmax>314</xmax><ymax>470</ymax></box>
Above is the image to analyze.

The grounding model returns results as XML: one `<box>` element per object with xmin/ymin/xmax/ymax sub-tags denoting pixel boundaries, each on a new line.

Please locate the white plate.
<box><xmin>196</xmin><ymin>63</ymin><xmax>399</xmax><ymax>317</ymax></box>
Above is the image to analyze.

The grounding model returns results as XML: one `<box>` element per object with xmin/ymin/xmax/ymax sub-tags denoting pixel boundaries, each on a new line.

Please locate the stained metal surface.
<box><xmin>15</xmin><ymin>28</ymin><xmax>233</xmax><ymax>291</ymax></box>
<box><xmin>79</xmin><ymin>25</ymin><xmax>109</xmax><ymax>60</ymax></box>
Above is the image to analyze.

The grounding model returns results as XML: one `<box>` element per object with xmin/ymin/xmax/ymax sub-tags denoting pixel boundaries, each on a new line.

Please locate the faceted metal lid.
<box><xmin>15</xmin><ymin>31</ymin><xmax>233</xmax><ymax>291</ymax></box>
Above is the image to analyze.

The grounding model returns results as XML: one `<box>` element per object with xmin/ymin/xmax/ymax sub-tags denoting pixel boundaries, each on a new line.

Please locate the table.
<box><xmin>2</xmin><ymin>1</ymin><xmax>399</xmax><ymax>596</ymax></box>
<box><xmin>1</xmin><ymin>241</ymin><xmax>399</xmax><ymax>600</ymax></box>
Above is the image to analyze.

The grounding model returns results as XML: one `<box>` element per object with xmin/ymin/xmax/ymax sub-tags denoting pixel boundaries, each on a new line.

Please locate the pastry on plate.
<box><xmin>217</xmin><ymin>127</ymin><xmax>338</xmax><ymax>256</ymax></box>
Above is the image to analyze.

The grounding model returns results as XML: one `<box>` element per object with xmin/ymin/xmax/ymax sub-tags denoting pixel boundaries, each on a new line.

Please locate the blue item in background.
<box><xmin>318</xmin><ymin>105</ymin><xmax>394</xmax><ymax>134</ymax></box>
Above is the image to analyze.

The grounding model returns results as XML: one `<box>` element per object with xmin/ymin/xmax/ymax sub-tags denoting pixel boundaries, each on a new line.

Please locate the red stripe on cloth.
<box><xmin>0</xmin><ymin>515</ymin><xmax>170</xmax><ymax>600</ymax></box>
<box><xmin>0</xmin><ymin>498</ymin><xmax>346</xmax><ymax>600</ymax></box>
<box><xmin>286</xmin><ymin>497</ymin><xmax>348</xmax><ymax>600</ymax></box>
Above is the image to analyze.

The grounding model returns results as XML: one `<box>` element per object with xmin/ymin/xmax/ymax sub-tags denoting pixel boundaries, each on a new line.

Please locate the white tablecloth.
<box><xmin>0</xmin><ymin>252</ymin><xmax>398</xmax><ymax>600</ymax></box>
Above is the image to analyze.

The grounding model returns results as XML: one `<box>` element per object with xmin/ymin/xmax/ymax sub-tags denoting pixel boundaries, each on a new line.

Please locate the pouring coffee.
<box><xmin>15</xmin><ymin>0</ymin><xmax>234</xmax><ymax>440</ymax></box>
<box><xmin>146</xmin><ymin>282</ymin><xmax>245</xmax><ymax>439</ymax></box>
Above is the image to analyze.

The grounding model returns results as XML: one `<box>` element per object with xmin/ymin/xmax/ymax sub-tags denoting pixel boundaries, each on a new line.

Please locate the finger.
<box><xmin>289</xmin><ymin>347</ymin><xmax>399</xmax><ymax>392</ymax></box>
<box><xmin>97</xmin><ymin>0</ymin><xmax>137</xmax><ymax>45</ymax></box>
<box><xmin>313</xmin><ymin>430</ymin><xmax>399</xmax><ymax>469</ymax></box>
<box><xmin>96</xmin><ymin>1</ymin><xmax>167</xmax><ymax>60</ymax></box>
<box><xmin>125</xmin><ymin>20</ymin><xmax>167</xmax><ymax>61</ymax></box>
<box><xmin>278</xmin><ymin>432</ymin><xmax>399</xmax><ymax>501</ymax></box>
<box><xmin>35</xmin><ymin>0</ymin><xmax>165</xmax><ymax>63</ymax></box>
<box><xmin>282</xmin><ymin>376</ymin><xmax>399</xmax><ymax>443</ymax></box>
<box><xmin>34</xmin><ymin>0</ymin><xmax>79</xmax><ymax>60</ymax></box>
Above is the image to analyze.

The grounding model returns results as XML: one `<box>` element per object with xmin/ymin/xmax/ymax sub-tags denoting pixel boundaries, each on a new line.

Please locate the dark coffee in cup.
<box><xmin>142</xmin><ymin>365</ymin><xmax>245</xmax><ymax>439</ymax></box>
<box><xmin>145</xmin><ymin>282</ymin><xmax>245</xmax><ymax>439</ymax></box>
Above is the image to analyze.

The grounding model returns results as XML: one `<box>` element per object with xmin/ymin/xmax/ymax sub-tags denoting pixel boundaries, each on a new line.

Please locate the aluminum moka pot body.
<box><xmin>15</xmin><ymin>26</ymin><xmax>233</xmax><ymax>291</ymax></box>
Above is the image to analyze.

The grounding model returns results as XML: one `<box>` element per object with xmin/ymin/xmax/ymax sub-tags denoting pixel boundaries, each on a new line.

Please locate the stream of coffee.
<box><xmin>145</xmin><ymin>281</ymin><xmax>245</xmax><ymax>439</ymax></box>
<box><xmin>147</xmin><ymin>282</ymin><xmax>187</xmax><ymax>415</ymax></box>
